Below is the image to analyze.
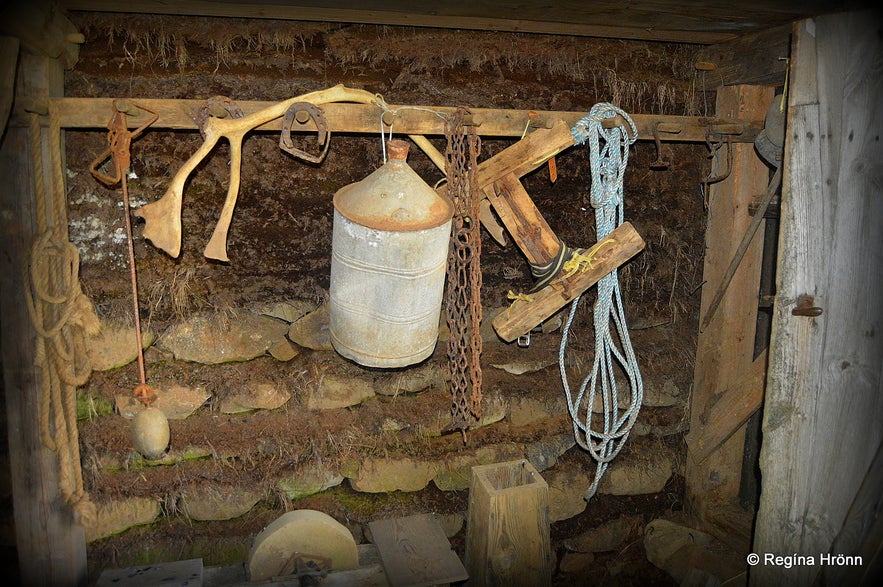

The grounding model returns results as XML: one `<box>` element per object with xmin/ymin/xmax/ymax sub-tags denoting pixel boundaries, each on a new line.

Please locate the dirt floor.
<box><xmin>7</xmin><ymin>12</ymin><xmax>718</xmax><ymax>585</ymax></box>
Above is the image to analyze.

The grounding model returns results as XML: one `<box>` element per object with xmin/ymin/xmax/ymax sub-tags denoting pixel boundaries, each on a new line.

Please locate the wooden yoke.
<box><xmin>447</xmin><ymin>119</ymin><xmax>645</xmax><ymax>341</ymax></box>
<box><xmin>472</xmin><ymin>120</ymin><xmax>573</xmax><ymax>267</ymax></box>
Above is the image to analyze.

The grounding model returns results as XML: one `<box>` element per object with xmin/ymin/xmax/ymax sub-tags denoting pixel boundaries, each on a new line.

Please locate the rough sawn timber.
<box><xmin>752</xmin><ymin>12</ymin><xmax>883</xmax><ymax>586</ymax></box>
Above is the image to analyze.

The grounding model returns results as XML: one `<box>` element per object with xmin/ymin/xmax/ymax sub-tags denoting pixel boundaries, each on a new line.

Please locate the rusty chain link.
<box><xmin>444</xmin><ymin>107</ymin><xmax>483</xmax><ymax>441</ymax></box>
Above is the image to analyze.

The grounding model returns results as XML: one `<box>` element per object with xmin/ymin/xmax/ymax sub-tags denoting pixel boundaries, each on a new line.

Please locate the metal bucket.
<box><xmin>329</xmin><ymin>140</ymin><xmax>453</xmax><ymax>368</ymax></box>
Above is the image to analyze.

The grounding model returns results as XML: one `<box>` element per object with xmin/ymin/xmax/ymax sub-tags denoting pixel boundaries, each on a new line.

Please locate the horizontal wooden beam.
<box><xmin>61</xmin><ymin>0</ymin><xmax>738</xmax><ymax>44</ymax></box>
<box><xmin>21</xmin><ymin>97</ymin><xmax>762</xmax><ymax>143</ymax></box>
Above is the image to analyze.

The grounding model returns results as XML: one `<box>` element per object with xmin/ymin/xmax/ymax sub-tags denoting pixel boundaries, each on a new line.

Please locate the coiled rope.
<box><xmin>563</xmin><ymin>103</ymin><xmax>643</xmax><ymax>499</ymax></box>
<box><xmin>24</xmin><ymin>106</ymin><xmax>99</xmax><ymax>527</ymax></box>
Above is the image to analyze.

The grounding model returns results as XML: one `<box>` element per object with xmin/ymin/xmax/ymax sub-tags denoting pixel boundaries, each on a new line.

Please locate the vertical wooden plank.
<box><xmin>0</xmin><ymin>52</ymin><xmax>87</xmax><ymax>586</ymax></box>
<box><xmin>0</xmin><ymin>36</ymin><xmax>18</xmax><ymax>128</ymax></box>
<box><xmin>684</xmin><ymin>84</ymin><xmax>773</xmax><ymax>549</ymax></box>
<box><xmin>752</xmin><ymin>12</ymin><xmax>883</xmax><ymax>586</ymax></box>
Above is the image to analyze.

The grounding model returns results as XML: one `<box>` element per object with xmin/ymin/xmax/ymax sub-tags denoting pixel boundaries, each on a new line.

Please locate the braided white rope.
<box><xmin>563</xmin><ymin>103</ymin><xmax>643</xmax><ymax>499</ymax></box>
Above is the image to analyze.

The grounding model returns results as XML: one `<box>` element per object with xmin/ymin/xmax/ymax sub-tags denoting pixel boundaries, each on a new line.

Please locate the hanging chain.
<box><xmin>444</xmin><ymin>107</ymin><xmax>483</xmax><ymax>441</ymax></box>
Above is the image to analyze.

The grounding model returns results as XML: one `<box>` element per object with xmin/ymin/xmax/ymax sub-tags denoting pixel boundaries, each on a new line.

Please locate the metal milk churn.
<box><xmin>329</xmin><ymin>139</ymin><xmax>454</xmax><ymax>368</ymax></box>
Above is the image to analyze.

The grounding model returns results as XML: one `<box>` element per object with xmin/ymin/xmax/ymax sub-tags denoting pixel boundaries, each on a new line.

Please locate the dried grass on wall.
<box><xmin>72</xmin><ymin>13</ymin><xmax>708</xmax><ymax>115</ymax></box>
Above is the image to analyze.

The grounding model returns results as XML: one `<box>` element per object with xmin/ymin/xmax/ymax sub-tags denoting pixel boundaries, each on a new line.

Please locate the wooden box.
<box><xmin>465</xmin><ymin>459</ymin><xmax>552</xmax><ymax>586</ymax></box>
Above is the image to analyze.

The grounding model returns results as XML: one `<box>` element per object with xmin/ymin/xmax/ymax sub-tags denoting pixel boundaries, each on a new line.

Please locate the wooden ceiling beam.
<box><xmin>60</xmin><ymin>0</ymin><xmax>738</xmax><ymax>44</ymax></box>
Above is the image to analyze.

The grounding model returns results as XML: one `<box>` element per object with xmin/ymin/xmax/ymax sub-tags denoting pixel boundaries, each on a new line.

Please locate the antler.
<box><xmin>134</xmin><ymin>85</ymin><xmax>380</xmax><ymax>261</ymax></box>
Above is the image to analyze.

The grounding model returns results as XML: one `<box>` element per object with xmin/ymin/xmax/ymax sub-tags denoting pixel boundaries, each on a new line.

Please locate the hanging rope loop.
<box><xmin>24</xmin><ymin>108</ymin><xmax>100</xmax><ymax>528</ymax></box>
<box><xmin>561</xmin><ymin>103</ymin><xmax>643</xmax><ymax>500</ymax></box>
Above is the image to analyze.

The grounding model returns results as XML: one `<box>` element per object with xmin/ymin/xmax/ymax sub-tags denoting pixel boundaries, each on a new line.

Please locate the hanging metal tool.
<box><xmin>89</xmin><ymin>99</ymin><xmax>158</xmax><ymax>407</ymax></box>
<box><xmin>649</xmin><ymin>121</ymin><xmax>684</xmax><ymax>170</ymax></box>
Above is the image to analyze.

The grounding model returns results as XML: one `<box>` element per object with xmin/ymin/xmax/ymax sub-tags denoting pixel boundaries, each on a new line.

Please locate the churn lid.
<box><xmin>333</xmin><ymin>139</ymin><xmax>454</xmax><ymax>231</ymax></box>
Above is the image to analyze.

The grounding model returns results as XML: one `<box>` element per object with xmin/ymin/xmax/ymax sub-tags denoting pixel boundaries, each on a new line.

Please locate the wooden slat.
<box><xmin>685</xmin><ymin>349</ymin><xmax>768</xmax><ymax>463</ymax></box>
<box><xmin>492</xmin><ymin>221</ymin><xmax>645</xmax><ymax>342</ymax></box>
<box><xmin>34</xmin><ymin>97</ymin><xmax>761</xmax><ymax>142</ymax></box>
<box><xmin>474</xmin><ymin>120</ymin><xmax>576</xmax><ymax>182</ymax></box>
<box><xmin>368</xmin><ymin>514</ymin><xmax>468</xmax><ymax>587</ymax></box>
<box><xmin>752</xmin><ymin>13</ymin><xmax>883</xmax><ymax>586</ymax></box>
<box><xmin>484</xmin><ymin>173</ymin><xmax>560</xmax><ymax>266</ymax></box>
<box><xmin>684</xmin><ymin>84</ymin><xmax>772</xmax><ymax>549</ymax></box>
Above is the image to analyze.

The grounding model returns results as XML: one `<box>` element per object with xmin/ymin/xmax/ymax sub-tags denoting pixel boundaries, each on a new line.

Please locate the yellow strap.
<box><xmin>561</xmin><ymin>238</ymin><xmax>618</xmax><ymax>279</ymax></box>
<box><xmin>507</xmin><ymin>290</ymin><xmax>534</xmax><ymax>303</ymax></box>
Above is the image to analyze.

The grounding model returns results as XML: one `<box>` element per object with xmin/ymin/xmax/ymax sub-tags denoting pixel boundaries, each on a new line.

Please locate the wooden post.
<box><xmin>466</xmin><ymin>460</ymin><xmax>552</xmax><ymax>587</ymax></box>
<box><xmin>0</xmin><ymin>52</ymin><xmax>88</xmax><ymax>586</ymax></box>
<box><xmin>752</xmin><ymin>12</ymin><xmax>883</xmax><ymax>586</ymax></box>
<box><xmin>684</xmin><ymin>84</ymin><xmax>773</xmax><ymax>552</ymax></box>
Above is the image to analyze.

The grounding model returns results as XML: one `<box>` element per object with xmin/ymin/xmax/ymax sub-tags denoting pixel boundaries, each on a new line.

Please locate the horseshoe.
<box><xmin>279</xmin><ymin>102</ymin><xmax>330</xmax><ymax>164</ymax></box>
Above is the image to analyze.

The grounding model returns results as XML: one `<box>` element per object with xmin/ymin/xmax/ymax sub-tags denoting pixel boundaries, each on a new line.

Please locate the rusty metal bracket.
<box><xmin>195</xmin><ymin>96</ymin><xmax>244</xmax><ymax>138</ymax></box>
<box><xmin>650</xmin><ymin>122</ymin><xmax>669</xmax><ymax>170</ymax></box>
<box><xmin>280</xmin><ymin>101</ymin><xmax>331</xmax><ymax>164</ymax></box>
<box><xmin>792</xmin><ymin>294</ymin><xmax>823</xmax><ymax>317</ymax></box>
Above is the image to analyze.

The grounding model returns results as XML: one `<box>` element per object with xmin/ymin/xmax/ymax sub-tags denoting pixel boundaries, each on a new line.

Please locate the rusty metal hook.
<box><xmin>650</xmin><ymin>122</ymin><xmax>669</xmax><ymax>170</ymax></box>
<box><xmin>89</xmin><ymin>100</ymin><xmax>158</xmax><ymax>186</ymax></box>
<box><xmin>279</xmin><ymin>101</ymin><xmax>331</xmax><ymax>164</ymax></box>
<box><xmin>704</xmin><ymin>130</ymin><xmax>733</xmax><ymax>185</ymax></box>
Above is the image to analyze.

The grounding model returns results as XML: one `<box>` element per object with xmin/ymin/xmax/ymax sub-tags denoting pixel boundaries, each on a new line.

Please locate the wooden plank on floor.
<box><xmin>369</xmin><ymin>514</ymin><xmax>468</xmax><ymax>587</ymax></box>
<box><xmin>96</xmin><ymin>558</ymin><xmax>203</xmax><ymax>587</ymax></box>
